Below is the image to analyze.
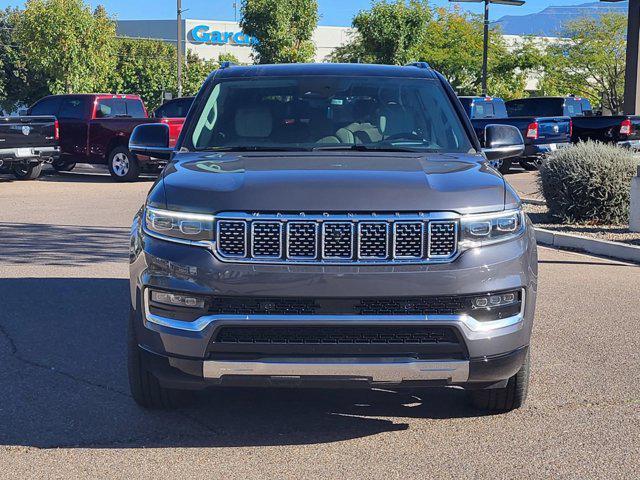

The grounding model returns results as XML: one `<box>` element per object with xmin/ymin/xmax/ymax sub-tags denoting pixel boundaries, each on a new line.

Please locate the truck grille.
<box><xmin>213</xmin><ymin>325</ymin><xmax>460</xmax><ymax>345</ymax></box>
<box><xmin>215</xmin><ymin>213</ymin><xmax>457</xmax><ymax>263</ymax></box>
<box><xmin>206</xmin><ymin>295</ymin><xmax>470</xmax><ymax>316</ymax></box>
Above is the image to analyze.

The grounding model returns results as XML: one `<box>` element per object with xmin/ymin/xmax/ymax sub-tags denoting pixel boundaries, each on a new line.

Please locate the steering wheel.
<box><xmin>383</xmin><ymin>132</ymin><xmax>423</xmax><ymax>142</ymax></box>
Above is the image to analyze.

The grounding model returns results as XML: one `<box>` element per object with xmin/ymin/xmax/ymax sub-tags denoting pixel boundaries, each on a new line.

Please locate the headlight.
<box><xmin>460</xmin><ymin>209</ymin><xmax>525</xmax><ymax>247</ymax></box>
<box><xmin>144</xmin><ymin>206</ymin><xmax>214</xmax><ymax>243</ymax></box>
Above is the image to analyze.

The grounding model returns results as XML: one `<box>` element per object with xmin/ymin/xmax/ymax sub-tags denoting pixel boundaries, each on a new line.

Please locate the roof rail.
<box><xmin>405</xmin><ymin>62</ymin><xmax>431</xmax><ymax>69</ymax></box>
<box><xmin>219</xmin><ymin>61</ymin><xmax>236</xmax><ymax>69</ymax></box>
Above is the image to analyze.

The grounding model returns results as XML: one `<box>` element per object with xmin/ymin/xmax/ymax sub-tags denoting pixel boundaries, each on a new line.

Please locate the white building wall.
<box><xmin>183</xmin><ymin>19</ymin><xmax>352</xmax><ymax>64</ymax></box>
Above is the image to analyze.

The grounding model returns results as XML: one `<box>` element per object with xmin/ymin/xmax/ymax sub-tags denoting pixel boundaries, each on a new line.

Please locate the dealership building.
<box><xmin>116</xmin><ymin>19</ymin><xmax>352</xmax><ymax>64</ymax></box>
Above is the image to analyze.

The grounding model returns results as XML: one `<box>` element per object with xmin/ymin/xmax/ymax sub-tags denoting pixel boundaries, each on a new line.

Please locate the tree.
<box><xmin>15</xmin><ymin>0</ymin><xmax>117</xmax><ymax>95</ymax></box>
<box><xmin>331</xmin><ymin>3</ymin><xmax>538</xmax><ymax>99</ymax></box>
<box><xmin>349</xmin><ymin>0</ymin><xmax>431</xmax><ymax>65</ymax></box>
<box><xmin>110</xmin><ymin>39</ymin><xmax>176</xmax><ymax>110</ymax></box>
<box><xmin>538</xmin><ymin>13</ymin><xmax>626</xmax><ymax>113</ymax></box>
<box><xmin>240</xmin><ymin>0</ymin><xmax>319</xmax><ymax>64</ymax></box>
<box><xmin>0</xmin><ymin>7</ymin><xmax>50</xmax><ymax>112</ymax></box>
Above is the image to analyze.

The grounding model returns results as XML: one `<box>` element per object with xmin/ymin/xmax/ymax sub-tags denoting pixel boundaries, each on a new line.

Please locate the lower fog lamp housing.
<box><xmin>469</xmin><ymin>290</ymin><xmax>522</xmax><ymax>321</ymax></box>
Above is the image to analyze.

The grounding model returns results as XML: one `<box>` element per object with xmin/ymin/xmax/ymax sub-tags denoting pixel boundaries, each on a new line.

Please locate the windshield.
<box><xmin>505</xmin><ymin>98</ymin><xmax>563</xmax><ymax>117</ymax></box>
<box><xmin>189</xmin><ymin>76</ymin><xmax>473</xmax><ymax>153</ymax></box>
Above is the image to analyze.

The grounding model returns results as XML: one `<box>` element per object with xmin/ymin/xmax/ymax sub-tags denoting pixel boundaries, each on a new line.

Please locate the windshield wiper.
<box><xmin>199</xmin><ymin>146</ymin><xmax>309</xmax><ymax>152</ymax></box>
<box><xmin>312</xmin><ymin>144</ymin><xmax>420</xmax><ymax>152</ymax></box>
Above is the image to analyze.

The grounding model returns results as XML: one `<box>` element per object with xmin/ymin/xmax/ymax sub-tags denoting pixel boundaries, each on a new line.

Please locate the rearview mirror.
<box><xmin>129</xmin><ymin>123</ymin><xmax>172</xmax><ymax>161</ymax></box>
<box><xmin>482</xmin><ymin>124</ymin><xmax>524</xmax><ymax>162</ymax></box>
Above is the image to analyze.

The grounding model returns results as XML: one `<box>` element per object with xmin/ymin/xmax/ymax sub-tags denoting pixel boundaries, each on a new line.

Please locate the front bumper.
<box><xmin>130</xmin><ymin>216</ymin><xmax>538</xmax><ymax>389</ymax></box>
<box><xmin>522</xmin><ymin>142</ymin><xmax>571</xmax><ymax>160</ymax></box>
<box><xmin>618</xmin><ymin>139</ymin><xmax>640</xmax><ymax>150</ymax></box>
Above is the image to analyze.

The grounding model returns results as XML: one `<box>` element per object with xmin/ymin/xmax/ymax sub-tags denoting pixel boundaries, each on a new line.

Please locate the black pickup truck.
<box><xmin>459</xmin><ymin>96</ymin><xmax>571</xmax><ymax>173</ymax></box>
<box><xmin>505</xmin><ymin>96</ymin><xmax>640</xmax><ymax>149</ymax></box>
<box><xmin>0</xmin><ymin>115</ymin><xmax>60</xmax><ymax>179</ymax></box>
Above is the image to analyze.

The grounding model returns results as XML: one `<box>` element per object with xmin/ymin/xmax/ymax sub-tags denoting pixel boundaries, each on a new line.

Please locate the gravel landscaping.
<box><xmin>523</xmin><ymin>204</ymin><xmax>640</xmax><ymax>247</ymax></box>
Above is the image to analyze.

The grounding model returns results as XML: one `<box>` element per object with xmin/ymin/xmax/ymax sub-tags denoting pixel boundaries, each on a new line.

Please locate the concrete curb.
<box><xmin>521</xmin><ymin>197</ymin><xmax>546</xmax><ymax>206</ymax></box>
<box><xmin>534</xmin><ymin>228</ymin><xmax>640</xmax><ymax>264</ymax></box>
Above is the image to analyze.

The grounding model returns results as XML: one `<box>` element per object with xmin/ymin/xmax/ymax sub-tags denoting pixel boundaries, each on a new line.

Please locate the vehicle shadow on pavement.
<box><xmin>0</xmin><ymin>222</ymin><xmax>129</xmax><ymax>266</ymax></box>
<box><xmin>0</xmin><ymin>277</ymin><xmax>483</xmax><ymax>450</ymax></box>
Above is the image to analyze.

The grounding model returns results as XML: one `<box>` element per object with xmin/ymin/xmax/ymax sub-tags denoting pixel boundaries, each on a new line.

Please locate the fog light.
<box><xmin>151</xmin><ymin>290</ymin><xmax>205</xmax><ymax>309</ymax></box>
<box><xmin>472</xmin><ymin>291</ymin><xmax>520</xmax><ymax>309</ymax></box>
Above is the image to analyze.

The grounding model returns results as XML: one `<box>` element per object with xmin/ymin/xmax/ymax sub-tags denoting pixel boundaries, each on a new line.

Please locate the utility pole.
<box><xmin>177</xmin><ymin>0</ymin><xmax>183</xmax><ymax>98</ymax></box>
<box><xmin>622</xmin><ymin>0</ymin><xmax>640</xmax><ymax>114</ymax></box>
<box><xmin>481</xmin><ymin>0</ymin><xmax>490</xmax><ymax>96</ymax></box>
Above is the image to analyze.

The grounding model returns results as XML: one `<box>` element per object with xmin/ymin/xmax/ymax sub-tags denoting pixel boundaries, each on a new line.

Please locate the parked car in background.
<box><xmin>27</xmin><ymin>94</ymin><xmax>156</xmax><ymax>181</ymax></box>
<box><xmin>0</xmin><ymin>114</ymin><xmax>60</xmax><ymax>180</ymax></box>
<box><xmin>505</xmin><ymin>96</ymin><xmax>640</xmax><ymax>149</ymax></box>
<box><xmin>152</xmin><ymin>96</ymin><xmax>194</xmax><ymax>148</ymax></box>
<box><xmin>127</xmin><ymin>63</ymin><xmax>536</xmax><ymax>413</ymax></box>
<box><xmin>460</xmin><ymin>96</ymin><xmax>571</xmax><ymax>173</ymax></box>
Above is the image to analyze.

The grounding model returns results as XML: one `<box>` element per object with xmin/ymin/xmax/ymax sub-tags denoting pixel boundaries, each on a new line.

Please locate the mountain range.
<box><xmin>495</xmin><ymin>1</ymin><xmax>628</xmax><ymax>37</ymax></box>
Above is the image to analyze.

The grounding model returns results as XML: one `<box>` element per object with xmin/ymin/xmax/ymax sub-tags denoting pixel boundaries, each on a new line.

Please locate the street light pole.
<box><xmin>481</xmin><ymin>0</ymin><xmax>490</xmax><ymax>96</ymax></box>
<box><xmin>449</xmin><ymin>0</ymin><xmax>524</xmax><ymax>96</ymax></box>
<box><xmin>177</xmin><ymin>0</ymin><xmax>183</xmax><ymax>98</ymax></box>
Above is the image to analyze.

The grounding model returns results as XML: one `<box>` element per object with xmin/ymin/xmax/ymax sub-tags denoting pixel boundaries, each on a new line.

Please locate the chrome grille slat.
<box><xmin>214</xmin><ymin>214</ymin><xmax>458</xmax><ymax>264</ymax></box>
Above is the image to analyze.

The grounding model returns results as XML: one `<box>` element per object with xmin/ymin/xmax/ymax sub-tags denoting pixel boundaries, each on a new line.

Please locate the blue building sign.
<box><xmin>190</xmin><ymin>25</ymin><xmax>258</xmax><ymax>46</ymax></box>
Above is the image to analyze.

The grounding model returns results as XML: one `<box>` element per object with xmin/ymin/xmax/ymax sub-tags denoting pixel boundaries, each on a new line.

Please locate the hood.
<box><xmin>159</xmin><ymin>151</ymin><xmax>508</xmax><ymax>215</ymax></box>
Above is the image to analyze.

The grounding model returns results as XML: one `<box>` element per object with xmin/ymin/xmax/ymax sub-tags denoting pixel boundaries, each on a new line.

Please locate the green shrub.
<box><xmin>538</xmin><ymin>141</ymin><xmax>640</xmax><ymax>224</ymax></box>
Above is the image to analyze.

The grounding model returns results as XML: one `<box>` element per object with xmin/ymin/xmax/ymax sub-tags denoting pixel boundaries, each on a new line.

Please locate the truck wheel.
<box><xmin>468</xmin><ymin>350</ymin><xmax>530</xmax><ymax>413</ymax></box>
<box><xmin>520</xmin><ymin>160</ymin><xmax>539</xmax><ymax>171</ymax></box>
<box><xmin>12</xmin><ymin>162</ymin><xmax>43</xmax><ymax>180</ymax></box>
<box><xmin>108</xmin><ymin>146</ymin><xmax>140</xmax><ymax>182</ymax></box>
<box><xmin>488</xmin><ymin>158</ymin><xmax>512</xmax><ymax>174</ymax></box>
<box><xmin>127</xmin><ymin>307</ymin><xmax>193</xmax><ymax>409</ymax></box>
<box><xmin>52</xmin><ymin>160</ymin><xmax>76</xmax><ymax>172</ymax></box>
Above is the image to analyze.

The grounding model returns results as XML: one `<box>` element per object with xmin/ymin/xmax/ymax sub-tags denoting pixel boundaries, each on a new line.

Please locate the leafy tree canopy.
<box><xmin>538</xmin><ymin>13</ymin><xmax>626</xmax><ymax>114</ymax></box>
<box><xmin>240</xmin><ymin>0</ymin><xmax>319</xmax><ymax>64</ymax></box>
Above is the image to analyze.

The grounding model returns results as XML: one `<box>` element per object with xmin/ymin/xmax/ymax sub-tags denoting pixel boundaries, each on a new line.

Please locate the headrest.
<box><xmin>235</xmin><ymin>106</ymin><xmax>273</xmax><ymax>138</ymax></box>
<box><xmin>378</xmin><ymin>104</ymin><xmax>412</xmax><ymax>137</ymax></box>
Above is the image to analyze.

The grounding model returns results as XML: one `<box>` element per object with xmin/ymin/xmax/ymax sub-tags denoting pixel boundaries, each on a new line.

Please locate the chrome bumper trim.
<box><xmin>143</xmin><ymin>289</ymin><xmax>525</xmax><ymax>334</ymax></box>
<box><xmin>202</xmin><ymin>357</ymin><xmax>470</xmax><ymax>383</ymax></box>
<box><xmin>145</xmin><ymin>311</ymin><xmax>524</xmax><ymax>333</ymax></box>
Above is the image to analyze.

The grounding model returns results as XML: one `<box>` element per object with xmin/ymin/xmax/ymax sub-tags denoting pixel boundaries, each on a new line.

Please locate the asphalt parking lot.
<box><xmin>0</xmin><ymin>167</ymin><xmax>638</xmax><ymax>479</ymax></box>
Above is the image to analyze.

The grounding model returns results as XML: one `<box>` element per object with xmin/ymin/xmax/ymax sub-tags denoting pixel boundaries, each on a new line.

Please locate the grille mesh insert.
<box><xmin>322</xmin><ymin>223</ymin><xmax>354</xmax><ymax>259</ymax></box>
<box><xmin>359</xmin><ymin>222</ymin><xmax>389</xmax><ymax>259</ymax></box>
<box><xmin>214</xmin><ymin>325</ymin><xmax>459</xmax><ymax>345</ymax></box>
<box><xmin>428</xmin><ymin>222</ymin><xmax>457</xmax><ymax>257</ymax></box>
<box><xmin>217</xmin><ymin>221</ymin><xmax>246</xmax><ymax>257</ymax></box>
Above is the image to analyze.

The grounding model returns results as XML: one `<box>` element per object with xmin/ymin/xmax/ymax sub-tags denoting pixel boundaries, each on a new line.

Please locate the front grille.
<box><xmin>206</xmin><ymin>295</ymin><xmax>471</xmax><ymax>316</ymax></box>
<box><xmin>214</xmin><ymin>325</ymin><xmax>459</xmax><ymax>345</ymax></box>
<box><xmin>215</xmin><ymin>213</ymin><xmax>458</xmax><ymax>263</ymax></box>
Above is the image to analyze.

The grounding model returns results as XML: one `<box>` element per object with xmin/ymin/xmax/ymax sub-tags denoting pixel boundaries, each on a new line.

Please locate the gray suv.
<box><xmin>128</xmin><ymin>63</ymin><xmax>537</xmax><ymax>413</ymax></box>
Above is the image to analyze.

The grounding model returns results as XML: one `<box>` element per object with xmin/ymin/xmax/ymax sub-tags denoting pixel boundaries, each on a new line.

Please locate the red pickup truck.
<box><xmin>27</xmin><ymin>94</ymin><xmax>157</xmax><ymax>181</ymax></box>
<box><xmin>151</xmin><ymin>96</ymin><xmax>194</xmax><ymax>147</ymax></box>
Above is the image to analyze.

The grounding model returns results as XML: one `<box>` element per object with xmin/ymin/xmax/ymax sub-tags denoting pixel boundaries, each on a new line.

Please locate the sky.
<box><xmin>0</xmin><ymin>0</ymin><xmax>610</xmax><ymax>27</ymax></box>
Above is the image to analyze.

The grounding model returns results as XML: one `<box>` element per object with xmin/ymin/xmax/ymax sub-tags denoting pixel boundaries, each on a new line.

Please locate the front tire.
<box><xmin>13</xmin><ymin>162</ymin><xmax>43</xmax><ymax>180</ymax></box>
<box><xmin>52</xmin><ymin>159</ymin><xmax>76</xmax><ymax>172</ymax></box>
<box><xmin>469</xmin><ymin>350</ymin><xmax>530</xmax><ymax>413</ymax></box>
<box><xmin>108</xmin><ymin>146</ymin><xmax>140</xmax><ymax>182</ymax></box>
<box><xmin>520</xmin><ymin>159</ymin><xmax>540</xmax><ymax>171</ymax></box>
<box><xmin>128</xmin><ymin>307</ymin><xmax>193</xmax><ymax>409</ymax></box>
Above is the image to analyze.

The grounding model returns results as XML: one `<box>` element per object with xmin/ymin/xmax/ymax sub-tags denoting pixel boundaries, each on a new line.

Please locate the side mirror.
<box><xmin>129</xmin><ymin>123</ymin><xmax>172</xmax><ymax>161</ymax></box>
<box><xmin>482</xmin><ymin>124</ymin><xmax>524</xmax><ymax>161</ymax></box>
<box><xmin>18</xmin><ymin>109</ymin><xmax>28</xmax><ymax>116</ymax></box>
